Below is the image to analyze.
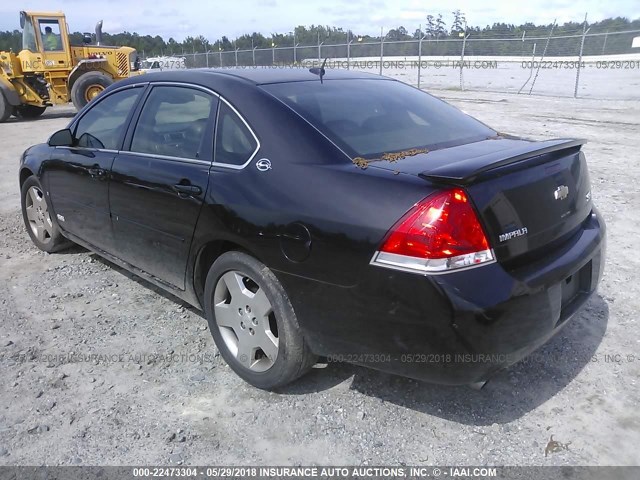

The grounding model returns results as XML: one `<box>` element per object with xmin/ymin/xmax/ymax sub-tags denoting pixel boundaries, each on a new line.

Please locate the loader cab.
<box><xmin>19</xmin><ymin>11</ymin><xmax>71</xmax><ymax>70</ymax></box>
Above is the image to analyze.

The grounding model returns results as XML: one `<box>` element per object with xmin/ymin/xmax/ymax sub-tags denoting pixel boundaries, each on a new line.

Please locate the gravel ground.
<box><xmin>0</xmin><ymin>89</ymin><xmax>639</xmax><ymax>467</ymax></box>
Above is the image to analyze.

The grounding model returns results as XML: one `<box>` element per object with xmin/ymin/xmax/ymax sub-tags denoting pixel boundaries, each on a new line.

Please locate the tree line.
<box><xmin>1</xmin><ymin>13</ymin><xmax>638</xmax><ymax>58</ymax></box>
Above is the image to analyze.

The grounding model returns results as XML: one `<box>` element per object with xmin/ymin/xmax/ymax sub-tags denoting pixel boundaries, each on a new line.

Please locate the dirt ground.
<box><xmin>0</xmin><ymin>89</ymin><xmax>639</xmax><ymax>466</ymax></box>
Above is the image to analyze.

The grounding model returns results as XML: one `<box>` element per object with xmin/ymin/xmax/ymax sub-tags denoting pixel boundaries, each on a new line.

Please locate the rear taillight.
<box><xmin>371</xmin><ymin>188</ymin><xmax>495</xmax><ymax>274</ymax></box>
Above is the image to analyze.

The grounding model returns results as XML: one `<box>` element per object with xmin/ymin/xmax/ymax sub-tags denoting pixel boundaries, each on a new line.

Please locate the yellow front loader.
<box><xmin>0</xmin><ymin>11</ymin><xmax>141</xmax><ymax>122</ymax></box>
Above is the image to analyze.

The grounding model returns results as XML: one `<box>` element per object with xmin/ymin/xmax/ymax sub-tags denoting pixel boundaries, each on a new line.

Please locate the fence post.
<box><xmin>379</xmin><ymin>27</ymin><xmax>384</xmax><ymax>76</ymax></box>
<box><xmin>602</xmin><ymin>31</ymin><xmax>608</xmax><ymax>54</ymax></box>
<box><xmin>417</xmin><ymin>34</ymin><xmax>423</xmax><ymax>88</ymax></box>
<box><xmin>574</xmin><ymin>14</ymin><xmax>589</xmax><ymax>98</ymax></box>
<box><xmin>347</xmin><ymin>31</ymin><xmax>351</xmax><ymax>70</ymax></box>
<box><xmin>518</xmin><ymin>43</ymin><xmax>537</xmax><ymax>94</ymax></box>
<box><xmin>459</xmin><ymin>31</ymin><xmax>468</xmax><ymax>91</ymax></box>
<box><xmin>206</xmin><ymin>51</ymin><xmax>210</xmax><ymax>68</ymax></box>
<box><xmin>529</xmin><ymin>20</ymin><xmax>556</xmax><ymax>95</ymax></box>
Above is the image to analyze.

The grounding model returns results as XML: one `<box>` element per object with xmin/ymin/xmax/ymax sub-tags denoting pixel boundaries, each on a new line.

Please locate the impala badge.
<box><xmin>554</xmin><ymin>185</ymin><xmax>569</xmax><ymax>200</ymax></box>
<box><xmin>256</xmin><ymin>158</ymin><xmax>272</xmax><ymax>172</ymax></box>
<box><xmin>499</xmin><ymin>227</ymin><xmax>528</xmax><ymax>243</ymax></box>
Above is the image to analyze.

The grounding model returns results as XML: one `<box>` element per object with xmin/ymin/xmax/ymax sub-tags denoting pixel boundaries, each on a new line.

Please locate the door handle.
<box><xmin>173</xmin><ymin>184</ymin><xmax>202</xmax><ymax>197</ymax></box>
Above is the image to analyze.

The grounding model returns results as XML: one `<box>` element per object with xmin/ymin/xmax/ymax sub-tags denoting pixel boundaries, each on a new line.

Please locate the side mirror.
<box><xmin>82</xmin><ymin>33</ymin><xmax>92</xmax><ymax>44</ymax></box>
<box><xmin>48</xmin><ymin>128</ymin><xmax>74</xmax><ymax>147</ymax></box>
<box><xmin>19</xmin><ymin>11</ymin><xmax>26</xmax><ymax>29</ymax></box>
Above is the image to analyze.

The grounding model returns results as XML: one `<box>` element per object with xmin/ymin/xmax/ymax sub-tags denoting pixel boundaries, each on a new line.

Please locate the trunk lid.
<box><xmin>370</xmin><ymin>138</ymin><xmax>593</xmax><ymax>263</ymax></box>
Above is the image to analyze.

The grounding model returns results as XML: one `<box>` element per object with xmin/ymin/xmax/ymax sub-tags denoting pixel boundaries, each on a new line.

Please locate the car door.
<box><xmin>45</xmin><ymin>85</ymin><xmax>144</xmax><ymax>252</ymax></box>
<box><xmin>109</xmin><ymin>83</ymin><xmax>218</xmax><ymax>289</ymax></box>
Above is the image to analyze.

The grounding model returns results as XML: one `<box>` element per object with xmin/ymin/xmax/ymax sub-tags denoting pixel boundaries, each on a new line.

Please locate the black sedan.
<box><xmin>18</xmin><ymin>68</ymin><xmax>605</xmax><ymax>390</ymax></box>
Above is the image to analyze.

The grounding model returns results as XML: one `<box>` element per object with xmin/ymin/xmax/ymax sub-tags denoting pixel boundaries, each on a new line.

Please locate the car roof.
<box><xmin>209</xmin><ymin>67</ymin><xmax>387</xmax><ymax>84</ymax></box>
<box><xmin>135</xmin><ymin>67</ymin><xmax>390</xmax><ymax>86</ymax></box>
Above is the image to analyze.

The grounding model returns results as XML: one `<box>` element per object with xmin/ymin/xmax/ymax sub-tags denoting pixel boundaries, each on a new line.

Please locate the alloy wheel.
<box><xmin>25</xmin><ymin>186</ymin><xmax>53</xmax><ymax>245</ymax></box>
<box><xmin>213</xmin><ymin>270</ymin><xmax>279</xmax><ymax>372</ymax></box>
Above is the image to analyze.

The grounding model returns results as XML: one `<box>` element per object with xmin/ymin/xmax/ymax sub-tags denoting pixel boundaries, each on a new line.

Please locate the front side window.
<box><xmin>130</xmin><ymin>86</ymin><xmax>216</xmax><ymax>160</ymax></box>
<box><xmin>74</xmin><ymin>87</ymin><xmax>142</xmax><ymax>150</ymax></box>
<box><xmin>38</xmin><ymin>19</ymin><xmax>63</xmax><ymax>52</ymax></box>
<box><xmin>214</xmin><ymin>102</ymin><xmax>258</xmax><ymax>166</ymax></box>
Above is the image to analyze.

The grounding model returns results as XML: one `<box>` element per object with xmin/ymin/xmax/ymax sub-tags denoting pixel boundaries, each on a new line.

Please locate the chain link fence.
<box><xmin>160</xmin><ymin>28</ymin><xmax>640</xmax><ymax>99</ymax></box>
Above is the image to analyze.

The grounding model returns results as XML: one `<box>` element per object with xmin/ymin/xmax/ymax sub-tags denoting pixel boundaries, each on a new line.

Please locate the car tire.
<box><xmin>0</xmin><ymin>93</ymin><xmax>12</xmax><ymax>123</ymax></box>
<box><xmin>71</xmin><ymin>72</ymin><xmax>114</xmax><ymax>110</ymax></box>
<box><xmin>21</xmin><ymin>176</ymin><xmax>73</xmax><ymax>253</ymax></box>
<box><xmin>204</xmin><ymin>251</ymin><xmax>317</xmax><ymax>390</ymax></box>
<box><xmin>15</xmin><ymin>105</ymin><xmax>47</xmax><ymax>118</ymax></box>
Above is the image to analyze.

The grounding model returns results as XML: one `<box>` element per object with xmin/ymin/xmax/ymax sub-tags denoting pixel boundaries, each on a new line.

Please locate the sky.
<box><xmin>2</xmin><ymin>0</ymin><xmax>639</xmax><ymax>41</ymax></box>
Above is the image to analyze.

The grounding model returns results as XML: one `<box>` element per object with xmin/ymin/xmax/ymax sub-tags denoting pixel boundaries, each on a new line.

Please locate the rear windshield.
<box><xmin>262</xmin><ymin>79</ymin><xmax>495</xmax><ymax>159</ymax></box>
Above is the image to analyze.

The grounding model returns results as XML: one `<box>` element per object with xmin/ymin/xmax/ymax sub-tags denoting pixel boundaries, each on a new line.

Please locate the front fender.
<box><xmin>68</xmin><ymin>59</ymin><xmax>109</xmax><ymax>89</ymax></box>
<box><xmin>20</xmin><ymin>143</ymin><xmax>51</xmax><ymax>185</ymax></box>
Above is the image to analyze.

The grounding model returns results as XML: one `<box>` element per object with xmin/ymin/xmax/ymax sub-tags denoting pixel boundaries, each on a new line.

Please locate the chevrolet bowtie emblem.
<box><xmin>554</xmin><ymin>185</ymin><xmax>569</xmax><ymax>200</ymax></box>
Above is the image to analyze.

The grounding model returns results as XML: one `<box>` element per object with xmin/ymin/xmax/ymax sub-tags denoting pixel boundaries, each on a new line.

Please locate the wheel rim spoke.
<box><xmin>28</xmin><ymin>187</ymin><xmax>41</xmax><ymax>205</ymax></box>
<box><xmin>26</xmin><ymin>205</ymin><xmax>38</xmax><ymax>222</ymax></box>
<box><xmin>221</xmin><ymin>271</ymin><xmax>245</xmax><ymax>299</ymax></box>
<box><xmin>256</xmin><ymin>329</ymin><xmax>278</xmax><ymax>362</ymax></box>
<box><xmin>214</xmin><ymin>303</ymin><xmax>238</xmax><ymax>329</ymax></box>
<box><xmin>236</xmin><ymin>341</ymin><xmax>255</xmax><ymax>369</ymax></box>
<box><xmin>251</xmin><ymin>288</ymin><xmax>272</xmax><ymax>319</ymax></box>
<box><xmin>35</xmin><ymin>225</ymin><xmax>46</xmax><ymax>242</ymax></box>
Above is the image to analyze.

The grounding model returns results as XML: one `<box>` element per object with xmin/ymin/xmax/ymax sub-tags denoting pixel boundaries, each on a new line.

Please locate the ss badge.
<box><xmin>256</xmin><ymin>158</ymin><xmax>272</xmax><ymax>172</ymax></box>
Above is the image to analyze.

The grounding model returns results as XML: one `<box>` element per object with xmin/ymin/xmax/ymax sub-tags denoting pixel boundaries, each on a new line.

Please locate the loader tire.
<box><xmin>71</xmin><ymin>72</ymin><xmax>113</xmax><ymax>110</ymax></box>
<box><xmin>0</xmin><ymin>93</ymin><xmax>12</xmax><ymax>123</ymax></box>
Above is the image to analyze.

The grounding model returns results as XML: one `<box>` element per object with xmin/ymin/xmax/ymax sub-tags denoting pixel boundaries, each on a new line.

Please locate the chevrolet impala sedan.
<box><xmin>19</xmin><ymin>68</ymin><xmax>605</xmax><ymax>389</ymax></box>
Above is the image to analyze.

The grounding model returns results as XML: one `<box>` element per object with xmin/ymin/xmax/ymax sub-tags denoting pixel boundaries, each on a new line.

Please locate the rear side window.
<box><xmin>214</xmin><ymin>102</ymin><xmax>258</xmax><ymax>167</ymax></box>
<box><xmin>262</xmin><ymin>79</ymin><xmax>495</xmax><ymax>158</ymax></box>
<box><xmin>74</xmin><ymin>87</ymin><xmax>142</xmax><ymax>150</ymax></box>
<box><xmin>130</xmin><ymin>86</ymin><xmax>216</xmax><ymax>160</ymax></box>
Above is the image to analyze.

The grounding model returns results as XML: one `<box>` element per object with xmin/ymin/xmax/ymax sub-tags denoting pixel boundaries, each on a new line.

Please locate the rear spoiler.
<box><xmin>419</xmin><ymin>138</ymin><xmax>586</xmax><ymax>185</ymax></box>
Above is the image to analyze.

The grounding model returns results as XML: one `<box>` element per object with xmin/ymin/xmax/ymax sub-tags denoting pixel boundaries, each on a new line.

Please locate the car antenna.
<box><xmin>309</xmin><ymin>57</ymin><xmax>328</xmax><ymax>84</ymax></box>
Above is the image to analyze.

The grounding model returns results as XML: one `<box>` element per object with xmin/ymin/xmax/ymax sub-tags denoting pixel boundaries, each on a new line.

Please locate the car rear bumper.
<box><xmin>279</xmin><ymin>208</ymin><xmax>606</xmax><ymax>385</ymax></box>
